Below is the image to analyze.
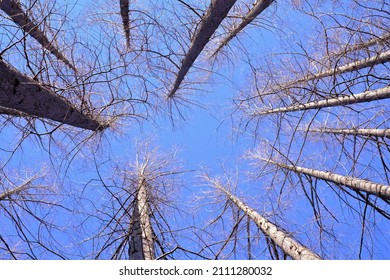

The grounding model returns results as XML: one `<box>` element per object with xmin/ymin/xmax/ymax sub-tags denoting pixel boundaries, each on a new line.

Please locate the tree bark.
<box><xmin>167</xmin><ymin>0</ymin><xmax>237</xmax><ymax>98</ymax></box>
<box><xmin>0</xmin><ymin>0</ymin><xmax>76</xmax><ymax>71</ymax></box>
<box><xmin>309</xmin><ymin>127</ymin><xmax>390</xmax><ymax>139</ymax></box>
<box><xmin>119</xmin><ymin>0</ymin><xmax>130</xmax><ymax>50</ymax></box>
<box><xmin>253</xmin><ymin>85</ymin><xmax>390</xmax><ymax>116</ymax></box>
<box><xmin>0</xmin><ymin>60</ymin><xmax>105</xmax><ymax>131</ymax></box>
<box><xmin>263</xmin><ymin>159</ymin><xmax>390</xmax><ymax>200</ymax></box>
<box><xmin>261</xmin><ymin>49</ymin><xmax>390</xmax><ymax>97</ymax></box>
<box><xmin>129</xmin><ymin>178</ymin><xmax>156</xmax><ymax>260</ymax></box>
<box><xmin>213</xmin><ymin>181</ymin><xmax>322</xmax><ymax>260</ymax></box>
<box><xmin>212</xmin><ymin>0</ymin><xmax>274</xmax><ymax>57</ymax></box>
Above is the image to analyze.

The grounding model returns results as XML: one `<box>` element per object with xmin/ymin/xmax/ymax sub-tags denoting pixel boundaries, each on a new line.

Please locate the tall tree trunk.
<box><xmin>262</xmin><ymin>159</ymin><xmax>390</xmax><ymax>199</ymax></box>
<box><xmin>261</xmin><ymin>49</ymin><xmax>390</xmax><ymax>97</ymax></box>
<box><xmin>0</xmin><ymin>60</ymin><xmax>105</xmax><ymax>131</ymax></box>
<box><xmin>253</xmin><ymin>85</ymin><xmax>390</xmax><ymax>116</ymax></box>
<box><xmin>213</xmin><ymin>181</ymin><xmax>322</xmax><ymax>260</ymax></box>
<box><xmin>309</xmin><ymin>127</ymin><xmax>390</xmax><ymax>139</ymax></box>
<box><xmin>212</xmin><ymin>0</ymin><xmax>274</xmax><ymax>57</ymax></box>
<box><xmin>0</xmin><ymin>0</ymin><xmax>76</xmax><ymax>71</ymax></box>
<box><xmin>167</xmin><ymin>0</ymin><xmax>237</xmax><ymax>98</ymax></box>
<box><xmin>129</xmin><ymin>178</ymin><xmax>156</xmax><ymax>260</ymax></box>
<box><xmin>119</xmin><ymin>0</ymin><xmax>130</xmax><ymax>50</ymax></box>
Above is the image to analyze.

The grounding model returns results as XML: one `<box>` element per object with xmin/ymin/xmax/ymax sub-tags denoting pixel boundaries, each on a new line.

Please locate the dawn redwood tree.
<box><xmin>205</xmin><ymin>175</ymin><xmax>322</xmax><ymax>260</ymax></box>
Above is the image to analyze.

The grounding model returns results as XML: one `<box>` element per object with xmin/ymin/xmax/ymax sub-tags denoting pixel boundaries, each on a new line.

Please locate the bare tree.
<box><xmin>167</xmin><ymin>0</ymin><xmax>237</xmax><ymax>98</ymax></box>
<box><xmin>0</xmin><ymin>0</ymin><xmax>76</xmax><ymax>71</ymax></box>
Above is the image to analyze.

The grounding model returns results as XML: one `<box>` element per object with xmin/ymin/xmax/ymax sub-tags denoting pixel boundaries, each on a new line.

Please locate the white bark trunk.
<box><xmin>212</xmin><ymin>0</ymin><xmax>274</xmax><ymax>56</ymax></box>
<box><xmin>253</xmin><ymin>85</ymin><xmax>390</xmax><ymax>116</ymax></box>
<box><xmin>167</xmin><ymin>0</ymin><xmax>237</xmax><ymax>98</ymax></box>
<box><xmin>0</xmin><ymin>0</ymin><xmax>76</xmax><ymax>71</ymax></box>
<box><xmin>309</xmin><ymin>127</ymin><xmax>390</xmax><ymax>139</ymax></box>
<box><xmin>260</xmin><ymin>50</ymin><xmax>390</xmax><ymax>98</ymax></box>
<box><xmin>264</xmin><ymin>159</ymin><xmax>390</xmax><ymax>200</ymax></box>
<box><xmin>214</xmin><ymin>182</ymin><xmax>322</xmax><ymax>260</ymax></box>
<box><xmin>0</xmin><ymin>60</ymin><xmax>105</xmax><ymax>130</ymax></box>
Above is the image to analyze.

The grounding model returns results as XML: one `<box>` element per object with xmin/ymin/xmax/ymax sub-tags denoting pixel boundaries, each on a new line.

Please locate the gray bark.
<box><xmin>253</xmin><ymin>85</ymin><xmax>390</xmax><ymax>116</ymax></box>
<box><xmin>212</xmin><ymin>0</ymin><xmax>274</xmax><ymax>57</ymax></box>
<box><xmin>0</xmin><ymin>59</ymin><xmax>105</xmax><ymax>131</ymax></box>
<box><xmin>129</xmin><ymin>178</ymin><xmax>156</xmax><ymax>260</ymax></box>
<box><xmin>214</xmin><ymin>181</ymin><xmax>322</xmax><ymax>260</ymax></box>
<box><xmin>167</xmin><ymin>0</ymin><xmax>237</xmax><ymax>98</ymax></box>
<box><xmin>264</xmin><ymin>159</ymin><xmax>390</xmax><ymax>200</ymax></box>
<box><xmin>0</xmin><ymin>0</ymin><xmax>76</xmax><ymax>71</ymax></box>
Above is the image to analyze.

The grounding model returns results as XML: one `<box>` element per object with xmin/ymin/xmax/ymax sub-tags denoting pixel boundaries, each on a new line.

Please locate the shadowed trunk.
<box><xmin>0</xmin><ymin>0</ymin><xmax>76</xmax><ymax>71</ymax></box>
<box><xmin>120</xmin><ymin>0</ymin><xmax>130</xmax><ymax>50</ymax></box>
<box><xmin>167</xmin><ymin>0</ymin><xmax>237</xmax><ymax>98</ymax></box>
<box><xmin>0</xmin><ymin>60</ymin><xmax>105</xmax><ymax>131</ymax></box>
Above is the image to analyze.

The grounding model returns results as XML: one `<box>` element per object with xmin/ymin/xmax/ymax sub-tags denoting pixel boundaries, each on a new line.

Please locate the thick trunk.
<box><xmin>167</xmin><ymin>0</ymin><xmax>237</xmax><ymax>98</ymax></box>
<box><xmin>264</xmin><ymin>159</ymin><xmax>390</xmax><ymax>200</ymax></box>
<box><xmin>212</xmin><ymin>0</ymin><xmax>274</xmax><ymax>56</ymax></box>
<box><xmin>120</xmin><ymin>0</ymin><xmax>130</xmax><ymax>49</ymax></box>
<box><xmin>309</xmin><ymin>127</ymin><xmax>390</xmax><ymax>139</ymax></box>
<box><xmin>129</xmin><ymin>178</ymin><xmax>155</xmax><ymax>260</ymax></box>
<box><xmin>0</xmin><ymin>0</ymin><xmax>76</xmax><ymax>71</ymax></box>
<box><xmin>0</xmin><ymin>60</ymin><xmax>105</xmax><ymax>131</ymax></box>
<box><xmin>214</xmin><ymin>182</ymin><xmax>322</xmax><ymax>260</ymax></box>
<box><xmin>253</xmin><ymin>85</ymin><xmax>390</xmax><ymax>116</ymax></box>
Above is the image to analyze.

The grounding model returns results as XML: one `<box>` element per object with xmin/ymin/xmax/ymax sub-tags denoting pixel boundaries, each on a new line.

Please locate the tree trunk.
<box><xmin>253</xmin><ymin>85</ymin><xmax>390</xmax><ymax>116</ymax></box>
<box><xmin>212</xmin><ymin>0</ymin><xmax>274</xmax><ymax>57</ymax></box>
<box><xmin>213</xmin><ymin>181</ymin><xmax>322</xmax><ymax>260</ymax></box>
<box><xmin>263</xmin><ymin>159</ymin><xmax>390</xmax><ymax>200</ymax></box>
<box><xmin>167</xmin><ymin>0</ymin><xmax>237</xmax><ymax>98</ymax></box>
<box><xmin>0</xmin><ymin>60</ymin><xmax>105</xmax><ymax>131</ymax></box>
<box><xmin>261</xmin><ymin>49</ymin><xmax>390</xmax><ymax>97</ymax></box>
<box><xmin>119</xmin><ymin>0</ymin><xmax>130</xmax><ymax>50</ymax></box>
<box><xmin>309</xmin><ymin>127</ymin><xmax>390</xmax><ymax>139</ymax></box>
<box><xmin>0</xmin><ymin>0</ymin><xmax>76</xmax><ymax>71</ymax></box>
<box><xmin>129</xmin><ymin>178</ymin><xmax>156</xmax><ymax>260</ymax></box>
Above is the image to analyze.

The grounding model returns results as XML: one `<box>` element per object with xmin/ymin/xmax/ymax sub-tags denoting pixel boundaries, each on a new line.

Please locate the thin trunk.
<box><xmin>213</xmin><ymin>181</ymin><xmax>322</xmax><ymax>260</ymax></box>
<box><xmin>309</xmin><ymin>127</ymin><xmax>390</xmax><ymax>139</ymax></box>
<box><xmin>129</xmin><ymin>178</ymin><xmax>156</xmax><ymax>260</ymax></box>
<box><xmin>0</xmin><ymin>0</ymin><xmax>76</xmax><ymax>71</ymax></box>
<box><xmin>261</xmin><ymin>50</ymin><xmax>390</xmax><ymax>97</ymax></box>
<box><xmin>333</xmin><ymin>32</ymin><xmax>390</xmax><ymax>56</ymax></box>
<box><xmin>263</xmin><ymin>159</ymin><xmax>390</xmax><ymax>200</ymax></box>
<box><xmin>120</xmin><ymin>0</ymin><xmax>130</xmax><ymax>50</ymax></box>
<box><xmin>167</xmin><ymin>0</ymin><xmax>237</xmax><ymax>98</ymax></box>
<box><xmin>212</xmin><ymin>0</ymin><xmax>274</xmax><ymax>57</ymax></box>
<box><xmin>253</xmin><ymin>85</ymin><xmax>390</xmax><ymax>116</ymax></box>
<box><xmin>0</xmin><ymin>181</ymin><xmax>32</xmax><ymax>201</ymax></box>
<box><xmin>0</xmin><ymin>59</ymin><xmax>105</xmax><ymax>131</ymax></box>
